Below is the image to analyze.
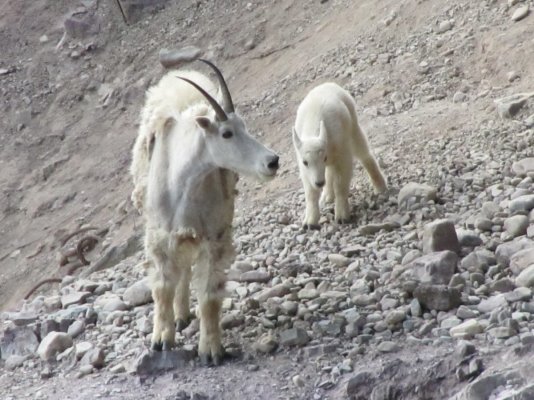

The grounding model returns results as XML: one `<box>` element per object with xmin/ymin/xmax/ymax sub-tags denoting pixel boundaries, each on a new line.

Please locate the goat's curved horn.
<box><xmin>198</xmin><ymin>59</ymin><xmax>235</xmax><ymax>114</ymax></box>
<box><xmin>177</xmin><ymin>77</ymin><xmax>227</xmax><ymax>121</ymax></box>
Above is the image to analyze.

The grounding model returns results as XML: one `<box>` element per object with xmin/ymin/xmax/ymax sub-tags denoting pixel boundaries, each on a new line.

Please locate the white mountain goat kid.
<box><xmin>130</xmin><ymin>60</ymin><xmax>279</xmax><ymax>364</ymax></box>
<box><xmin>293</xmin><ymin>82</ymin><xmax>387</xmax><ymax>228</ymax></box>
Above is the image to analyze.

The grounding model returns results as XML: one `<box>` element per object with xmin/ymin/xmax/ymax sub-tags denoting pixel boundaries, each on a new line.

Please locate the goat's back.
<box><xmin>296</xmin><ymin>82</ymin><xmax>356</xmax><ymax>140</ymax></box>
<box><xmin>144</xmin><ymin>70</ymin><xmax>219</xmax><ymax>117</ymax></box>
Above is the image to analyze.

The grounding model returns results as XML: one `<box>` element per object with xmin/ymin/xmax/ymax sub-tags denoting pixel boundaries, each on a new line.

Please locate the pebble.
<box><xmin>511</xmin><ymin>5</ymin><xmax>530</xmax><ymax>21</ymax></box>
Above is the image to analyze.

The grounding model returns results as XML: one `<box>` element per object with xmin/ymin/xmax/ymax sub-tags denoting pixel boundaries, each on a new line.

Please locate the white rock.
<box><xmin>122</xmin><ymin>279</ymin><xmax>152</xmax><ymax>306</ymax></box>
<box><xmin>511</xmin><ymin>5</ymin><xmax>529</xmax><ymax>22</ymax></box>
<box><xmin>450</xmin><ymin>320</ymin><xmax>483</xmax><ymax>338</ymax></box>
<box><xmin>516</xmin><ymin>265</ymin><xmax>534</xmax><ymax>288</ymax></box>
<box><xmin>37</xmin><ymin>332</ymin><xmax>73</xmax><ymax>361</ymax></box>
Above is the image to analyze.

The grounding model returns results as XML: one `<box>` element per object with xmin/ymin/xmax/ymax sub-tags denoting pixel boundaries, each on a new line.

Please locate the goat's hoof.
<box><xmin>199</xmin><ymin>348</ymin><xmax>226</xmax><ymax>367</ymax></box>
<box><xmin>303</xmin><ymin>223</ymin><xmax>320</xmax><ymax>231</ymax></box>
<box><xmin>336</xmin><ymin>218</ymin><xmax>350</xmax><ymax>224</ymax></box>
<box><xmin>162</xmin><ymin>341</ymin><xmax>173</xmax><ymax>351</ymax></box>
<box><xmin>176</xmin><ymin>318</ymin><xmax>191</xmax><ymax>333</ymax></box>
<box><xmin>151</xmin><ymin>341</ymin><xmax>163</xmax><ymax>352</ymax></box>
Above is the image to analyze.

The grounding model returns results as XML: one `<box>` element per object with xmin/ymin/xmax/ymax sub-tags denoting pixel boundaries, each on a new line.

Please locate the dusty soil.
<box><xmin>1</xmin><ymin>0</ymin><xmax>533</xmax><ymax>399</ymax></box>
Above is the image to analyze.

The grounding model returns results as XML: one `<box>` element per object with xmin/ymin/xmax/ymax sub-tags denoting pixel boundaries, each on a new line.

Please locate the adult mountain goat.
<box><xmin>130</xmin><ymin>59</ymin><xmax>279</xmax><ymax>365</ymax></box>
<box><xmin>293</xmin><ymin>82</ymin><xmax>387</xmax><ymax>228</ymax></box>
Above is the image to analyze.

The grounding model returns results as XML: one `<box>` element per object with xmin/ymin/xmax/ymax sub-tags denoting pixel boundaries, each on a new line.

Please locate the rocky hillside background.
<box><xmin>1</xmin><ymin>0</ymin><xmax>533</xmax><ymax>399</ymax></box>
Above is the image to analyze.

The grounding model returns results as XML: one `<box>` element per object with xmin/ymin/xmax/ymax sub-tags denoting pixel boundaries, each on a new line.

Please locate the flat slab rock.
<box><xmin>133</xmin><ymin>348</ymin><xmax>196</xmax><ymax>375</ymax></box>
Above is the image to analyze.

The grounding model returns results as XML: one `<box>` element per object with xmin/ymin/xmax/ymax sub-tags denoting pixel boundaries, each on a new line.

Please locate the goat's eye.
<box><xmin>222</xmin><ymin>131</ymin><xmax>233</xmax><ymax>139</ymax></box>
<box><xmin>303</xmin><ymin>160</ymin><xmax>308</xmax><ymax>167</ymax></box>
<box><xmin>324</xmin><ymin>156</ymin><xmax>327</xmax><ymax>162</ymax></box>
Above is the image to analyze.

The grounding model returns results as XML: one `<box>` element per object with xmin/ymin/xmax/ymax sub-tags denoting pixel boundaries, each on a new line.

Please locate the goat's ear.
<box><xmin>162</xmin><ymin>117</ymin><xmax>175</xmax><ymax>134</ymax></box>
<box><xmin>319</xmin><ymin>120</ymin><xmax>327</xmax><ymax>145</ymax></box>
<box><xmin>292</xmin><ymin>127</ymin><xmax>302</xmax><ymax>149</ymax></box>
<box><xmin>195</xmin><ymin>116</ymin><xmax>213</xmax><ymax>131</ymax></box>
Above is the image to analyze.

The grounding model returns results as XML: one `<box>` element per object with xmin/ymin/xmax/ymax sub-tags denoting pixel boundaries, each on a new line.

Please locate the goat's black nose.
<box><xmin>316</xmin><ymin>180</ymin><xmax>325</xmax><ymax>188</ymax></box>
<box><xmin>267</xmin><ymin>155</ymin><xmax>279</xmax><ymax>170</ymax></box>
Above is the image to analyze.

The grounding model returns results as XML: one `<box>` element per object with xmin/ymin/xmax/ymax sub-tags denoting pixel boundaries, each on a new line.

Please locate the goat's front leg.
<box><xmin>320</xmin><ymin>165</ymin><xmax>335</xmax><ymax>207</ymax></box>
<box><xmin>334</xmin><ymin>159</ymin><xmax>352</xmax><ymax>224</ymax></box>
<box><xmin>303</xmin><ymin>182</ymin><xmax>321</xmax><ymax>229</ymax></box>
<box><xmin>151</xmin><ymin>270</ymin><xmax>177</xmax><ymax>351</ymax></box>
<box><xmin>193</xmin><ymin>244</ymin><xmax>231</xmax><ymax>366</ymax></box>
<box><xmin>174</xmin><ymin>265</ymin><xmax>192</xmax><ymax>332</ymax></box>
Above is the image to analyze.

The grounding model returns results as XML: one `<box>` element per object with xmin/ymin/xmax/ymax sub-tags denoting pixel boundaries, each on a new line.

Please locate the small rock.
<box><xmin>328</xmin><ymin>254</ymin><xmax>351</xmax><ymax>267</ymax></box>
<box><xmin>240</xmin><ymin>270</ymin><xmax>270</xmax><ymax>283</ymax></box>
<box><xmin>450</xmin><ymin>320</ymin><xmax>483</xmax><ymax>338</ymax></box>
<box><xmin>81</xmin><ymin>347</ymin><xmax>105</xmax><ymax>369</ymax></box>
<box><xmin>346</xmin><ymin>371</ymin><xmax>374</xmax><ymax>398</ymax></box>
<box><xmin>477</xmin><ymin>294</ymin><xmax>508</xmax><ymax>313</ymax></box>
<box><xmin>61</xmin><ymin>291</ymin><xmax>91</xmax><ymax>308</ymax></box>
<box><xmin>488</xmin><ymin>327</ymin><xmax>516</xmax><ymax>339</ymax></box>
<box><xmin>507</xmin><ymin>71</ymin><xmax>520</xmax><ymax>82</ymax></box>
<box><xmin>0</xmin><ymin>326</ymin><xmax>39</xmax><ymax>360</ymax></box>
<box><xmin>255</xmin><ymin>284</ymin><xmax>290</xmax><ymax>301</ymax></box>
<box><xmin>513</xmin><ymin>158</ymin><xmax>534</xmax><ymax>177</ymax></box>
<box><xmin>358</xmin><ymin>221</ymin><xmax>400</xmax><ymax>236</ymax></box>
<box><xmin>422</xmin><ymin>220</ymin><xmax>460</xmax><ymax>254</ymax></box>
<box><xmin>511</xmin><ymin>5</ymin><xmax>530</xmax><ymax>21</ymax></box>
<box><xmin>37</xmin><ymin>332</ymin><xmax>73</xmax><ymax>361</ymax></box>
<box><xmin>456</xmin><ymin>229</ymin><xmax>482</xmax><ymax>247</ymax></box>
<box><xmin>495</xmin><ymin>93</ymin><xmax>531</xmax><ymax>118</ymax></box>
<box><xmin>159</xmin><ymin>46</ymin><xmax>203</xmax><ymax>69</ymax></box>
<box><xmin>134</xmin><ymin>349</ymin><xmax>196</xmax><ymax>375</ymax></box>
<box><xmin>496</xmin><ymin>239</ymin><xmax>534</xmax><ymax>267</ymax></box>
<box><xmin>292</xmin><ymin>374</ymin><xmax>305</xmax><ymax>387</ymax></box>
<box><xmin>5</xmin><ymin>354</ymin><xmax>26</xmax><ymax>370</ymax></box>
<box><xmin>67</xmin><ymin>320</ymin><xmax>85</xmax><ymax>338</ymax></box>
<box><xmin>136</xmin><ymin>316</ymin><xmax>153</xmax><ymax>334</ymax></box>
<box><xmin>75</xmin><ymin>341</ymin><xmax>93</xmax><ymax>360</ymax></box>
<box><xmin>509</xmin><ymin>194</ymin><xmax>534</xmax><ymax>213</ymax></box>
<box><xmin>414</xmin><ymin>284</ymin><xmax>461</xmax><ymax>311</ymax></box>
<box><xmin>410</xmin><ymin>251</ymin><xmax>458</xmax><ymax>284</ymax></box>
<box><xmin>279</xmin><ymin>328</ymin><xmax>310</xmax><ymax>346</ymax></box>
<box><xmin>516</xmin><ymin>265</ymin><xmax>534</xmax><ymax>288</ymax></box>
<box><xmin>398</xmin><ymin>182</ymin><xmax>437</xmax><ymax>208</ymax></box>
<box><xmin>123</xmin><ymin>279</ymin><xmax>152</xmax><ymax>306</ymax></box>
<box><xmin>64</xmin><ymin>10</ymin><xmax>101</xmax><ymax>38</ymax></box>
<box><xmin>253</xmin><ymin>334</ymin><xmax>278</xmax><ymax>354</ymax></box>
<box><xmin>298</xmin><ymin>288</ymin><xmax>319</xmax><ymax>300</ymax></box>
<box><xmin>437</xmin><ymin>20</ymin><xmax>453</xmax><ymax>33</ymax></box>
<box><xmin>453</xmin><ymin>92</ymin><xmax>468</xmax><ymax>103</ymax></box>
<box><xmin>377</xmin><ymin>341</ymin><xmax>399</xmax><ymax>353</ymax></box>
<box><xmin>221</xmin><ymin>312</ymin><xmax>245</xmax><ymax>330</ymax></box>
<box><xmin>504</xmin><ymin>215</ymin><xmax>529</xmax><ymax>238</ymax></box>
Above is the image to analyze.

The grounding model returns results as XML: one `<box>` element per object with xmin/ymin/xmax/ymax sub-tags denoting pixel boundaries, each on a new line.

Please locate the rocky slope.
<box><xmin>1</xmin><ymin>0</ymin><xmax>534</xmax><ymax>399</ymax></box>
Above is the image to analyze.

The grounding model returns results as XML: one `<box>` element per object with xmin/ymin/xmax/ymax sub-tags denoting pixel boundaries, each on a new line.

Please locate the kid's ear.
<box><xmin>196</xmin><ymin>116</ymin><xmax>213</xmax><ymax>131</ymax></box>
<box><xmin>292</xmin><ymin>127</ymin><xmax>302</xmax><ymax>149</ymax></box>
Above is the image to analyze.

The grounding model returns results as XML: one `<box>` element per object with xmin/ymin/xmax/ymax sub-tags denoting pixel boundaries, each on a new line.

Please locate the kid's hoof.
<box><xmin>176</xmin><ymin>317</ymin><xmax>191</xmax><ymax>333</ymax></box>
<box><xmin>151</xmin><ymin>341</ymin><xmax>163</xmax><ymax>352</ymax></box>
<box><xmin>303</xmin><ymin>223</ymin><xmax>320</xmax><ymax>230</ymax></box>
